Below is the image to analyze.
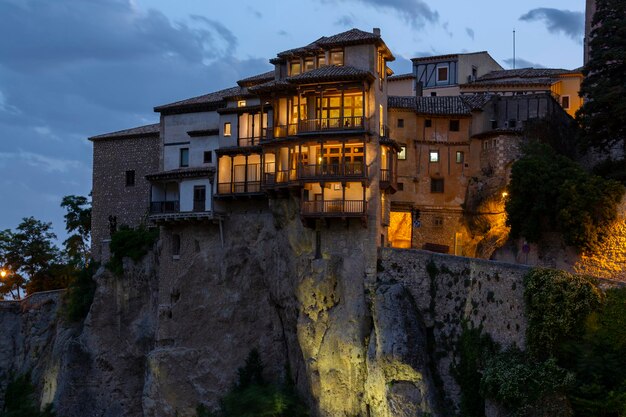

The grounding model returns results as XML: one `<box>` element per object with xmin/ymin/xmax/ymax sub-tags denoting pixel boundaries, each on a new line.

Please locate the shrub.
<box><xmin>107</xmin><ymin>226</ymin><xmax>158</xmax><ymax>275</ymax></box>
<box><xmin>62</xmin><ymin>263</ymin><xmax>97</xmax><ymax>322</ymax></box>
<box><xmin>1</xmin><ymin>373</ymin><xmax>55</xmax><ymax>417</ymax></box>
<box><xmin>524</xmin><ymin>268</ymin><xmax>602</xmax><ymax>359</ymax></box>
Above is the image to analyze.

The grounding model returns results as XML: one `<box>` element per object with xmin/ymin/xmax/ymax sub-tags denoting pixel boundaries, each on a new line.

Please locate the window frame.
<box><xmin>429</xmin><ymin>150</ymin><xmax>440</xmax><ymax>163</ymax></box>
<box><xmin>203</xmin><ymin>151</ymin><xmax>213</xmax><ymax>164</ymax></box>
<box><xmin>425</xmin><ymin>119</ymin><xmax>432</xmax><ymax>128</ymax></box>
<box><xmin>330</xmin><ymin>49</ymin><xmax>344</xmax><ymax>66</ymax></box>
<box><xmin>436</xmin><ymin>65</ymin><xmax>449</xmax><ymax>83</ymax></box>
<box><xmin>125</xmin><ymin>170</ymin><xmax>135</xmax><ymax>187</ymax></box>
<box><xmin>179</xmin><ymin>148</ymin><xmax>189</xmax><ymax>168</ymax></box>
<box><xmin>398</xmin><ymin>146</ymin><xmax>407</xmax><ymax>161</ymax></box>
<box><xmin>561</xmin><ymin>95</ymin><xmax>570</xmax><ymax>109</ymax></box>
<box><xmin>397</xmin><ymin>118</ymin><xmax>404</xmax><ymax>128</ymax></box>
<box><xmin>449</xmin><ymin>119</ymin><xmax>460</xmax><ymax>132</ymax></box>
<box><xmin>431</xmin><ymin>178</ymin><xmax>444</xmax><ymax>193</ymax></box>
<box><xmin>456</xmin><ymin>151</ymin><xmax>464</xmax><ymax>164</ymax></box>
<box><xmin>224</xmin><ymin>122</ymin><xmax>232</xmax><ymax>137</ymax></box>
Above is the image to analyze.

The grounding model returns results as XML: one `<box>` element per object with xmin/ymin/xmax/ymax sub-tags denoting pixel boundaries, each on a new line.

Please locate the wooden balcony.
<box><xmin>298</xmin><ymin>162</ymin><xmax>367</xmax><ymax>180</ymax></box>
<box><xmin>216</xmin><ymin>180</ymin><xmax>263</xmax><ymax>197</ymax></box>
<box><xmin>301</xmin><ymin>199</ymin><xmax>367</xmax><ymax>217</ymax></box>
<box><xmin>150</xmin><ymin>201</ymin><xmax>179</xmax><ymax>214</ymax></box>
<box><xmin>267</xmin><ymin>116</ymin><xmax>367</xmax><ymax>140</ymax></box>
<box><xmin>148</xmin><ymin>201</ymin><xmax>222</xmax><ymax>224</ymax></box>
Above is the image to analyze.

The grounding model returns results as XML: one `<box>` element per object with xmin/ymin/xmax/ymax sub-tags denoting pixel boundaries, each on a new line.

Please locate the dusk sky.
<box><xmin>0</xmin><ymin>0</ymin><xmax>586</xmax><ymax>242</ymax></box>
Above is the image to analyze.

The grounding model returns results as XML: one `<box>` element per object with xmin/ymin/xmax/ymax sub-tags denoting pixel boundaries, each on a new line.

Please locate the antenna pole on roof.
<box><xmin>513</xmin><ymin>29</ymin><xmax>516</xmax><ymax>69</ymax></box>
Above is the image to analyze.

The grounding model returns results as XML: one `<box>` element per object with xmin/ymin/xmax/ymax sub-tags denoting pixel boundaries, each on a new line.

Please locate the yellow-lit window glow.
<box><xmin>224</xmin><ymin>122</ymin><xmax>231</xmax><ymax>137</ymax></box>
<box><xmin>237</xmin><ymin>100</ymin><xmax>246</xmax><ymax>107</ymax></box>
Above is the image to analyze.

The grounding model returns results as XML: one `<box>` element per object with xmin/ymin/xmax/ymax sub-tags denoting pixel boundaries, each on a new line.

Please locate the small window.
<box><xmin>430</xmin><ymin>92</ymin><xmax>437</xmax><ymax>97</ymax></box>
<box><xmin>433</xmin><ymin>217</ymin><xmax>444</xmax><ymax>227</ymax></box>
<box><xmin>431</xmin><ymin>178</ymin><xmax>444</xmax><ymax>193</ymax></box>
<box><xmin>472</xmin><ymin>66</ymin><xmax>478</xmax><ymax>79</ymax></box>
<box><xmin>317</xmin><ymin>54</ymin><xmax>326</xmax><ymax>67</ymax></box>
<box><xmin>561</xmin><ymin>96</ymin><xmax>570</xmax><ymax>109</ymax></box>
<box><xmin>180</xmin><ymin>148</ymin><xmax>189</xmax><ymax>167</ymax></box>
<box><xmin>397</xmin><ymin>182</ymin><xmax>404</xmax><ymax>191</ymax></box>
<box><xmin>172</xmin><ymin>234</ymin><xmax>181</xmax><ymax>258</ymax></box>
<box><xmin>237</xmin><ymin>100</ymin><xmax>246</xmax><ymax>108</ymax></box>
<box><xmin>508</xmin><ymin>119</ymin><xmax>517</xmax><ymax>128</ymax></box>
<box><xmin>449</xmin><ymin>120</ymin><xmax>460</xmax><ymax>132</ymax></box>
<box><xmin>125</xmin><ymin>170</ymin><xmax>135</xmax><ymax>187</ymax></box>
<box><xmin>437</xmin><ymin>65</ymin><xmax>449</xmax><ymax>82</ymax></box>
<box><xmin>425</xmin><ymin>119</ymin><xmax>432</xmax><ymax>128</ymax></box>
<box><xmin>304</xmin><ymin>58</ymin><xmax>315</xmax><ymax>72</ymax></box>
<box><xmin>429</xmin><ymin>150</ymin><xmax>439</xmax><ymax>162</ymax></box>
<box><xmin>330</xmin><ymin>50</ymin><xmax>344</xmax><ymax>66</ymax></box>
<box><xmin>290</xmin><ymin>60</ymin><xmax>301</xmax><ymax>76</ymax></box>
<box><xmin>224</xmin><ymin>122</ymin><xmax>231</xmax><ymax>137</ymax></box>
<box><xmin>398</xmin><ymin>146</ymin><xmax>407</xmax><ymax>160</ymax></box>
<box><xmin>397</xmin><ymin>118</ymin><xmax>404</xmax><ymax>128</ymax></box>
<box><xmin>456</xmin><ymin>151</ymin><xmax>464</xmax><ymax>164</ymax></box>
<box><xmin>491</xmin><ymin>120</ymin><xmax>498</xmax><ymax>129</ymax></box>
<box><xmin>204</xmin><ymin>151</ymin><xmax>213</xmax><ymax>164</ymax></box>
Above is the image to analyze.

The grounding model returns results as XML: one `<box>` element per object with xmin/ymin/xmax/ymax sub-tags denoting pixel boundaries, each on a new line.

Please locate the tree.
<box><xmin>0</xmin><ymin>218</ymin><xmax>59</xmax><ymax>299</ymax></box>
<box><xmin>60</xmin><ymin>195</ymin><xmax>91</xmax><ymax>266</ymax></box>
<box><xmin>577</xmin><ymin>0</ymin><xmax>626</xmax><ymax>154</ymax></box>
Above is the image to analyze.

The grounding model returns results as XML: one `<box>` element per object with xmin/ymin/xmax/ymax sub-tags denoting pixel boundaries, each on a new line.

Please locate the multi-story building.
<box><xmin>411</xmin><ymin>51</ymin><xmax>503</xmax><ymax>97</ymax></box>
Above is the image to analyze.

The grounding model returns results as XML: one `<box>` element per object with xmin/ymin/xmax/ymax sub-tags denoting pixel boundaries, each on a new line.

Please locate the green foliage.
<box><xmin>562</xmin><ymin>288</ymin><xmax>626</xmax><ymax>416</ymax></box>
<box><xmin>577</xmin><ymin>0</ymin><xmax>626</xmax><ymax>153</ymax></box>
<box><xmin>524</xmin><ymin>268</ymin><xmax>602</xmax><ymax>359</ymax></box>
<box><xmin>505</xmin><ymin>142</ymin><xmax>624</xmax><ymax>250</ymax></box>
<box><xmin>451</xmin><ymin>322</ymin><xmax>498</xmax><ymax>417</ymax></box>
<box><xmin>480</xmin><ymin>348</ymin><xmax>574</xmax><ymax>415</ymax></box>
<box><xmin>107</xmin><ymin>226</ymin><xmax>159</xmax><ymax>275</ymax></box>
<box><xmin>62</xmin><ymin>263</ymin><xmax>98</xmax><ymax>322</ymax></box>
<box><xmin>198</xmin><ymin>349</ymin><xmax>308</xmax><ymax>417</ymax></box>
<box><xmin>1</xmin><ymin>373</ymin><xmax>55</xmax><ymax>417</ymax></box>
<box><xmin>60</xmin><ymin>195</ymin><xmax>91</xmax><ymax>267</ymax></box>
<box><xmin>25</xmin><ymin>263</ymin><xmax>76</xmax><ymax>294</ymax></box>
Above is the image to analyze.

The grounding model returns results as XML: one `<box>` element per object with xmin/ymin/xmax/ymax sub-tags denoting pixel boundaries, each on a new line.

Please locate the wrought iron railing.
<box><xmin>380</xmin><ymin>169</ymin><xmax>392</xmax><ymax>182</ymax></box>
<box><xmin>150</xmin><ymin>201</ymin><xmax>179</xmax><ymax>213</ymax></box>
<box><xmin>298</xmin><ymin>162</ymin><xmax>366</xmax><ymax>179</ymax></box>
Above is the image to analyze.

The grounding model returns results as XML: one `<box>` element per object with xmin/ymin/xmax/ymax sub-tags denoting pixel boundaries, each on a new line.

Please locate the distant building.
<box><xmin>411</xmin><ymin>52</ymin><xmax>503</xmax><ymax>97</ymax></box>
<box><xmin>584</xmin><ymin>0</ymin><xmax>597</xmax><ymax>65</ymax></box>
<box><xmin>387</xmin><ymin>73</ymin><xmax>415</xmax><ymax>96</ymax></box>
<box><xmin>461</xmin><ymin>68</ymin><xmax>584</xmax><ymax>117</ymax></box>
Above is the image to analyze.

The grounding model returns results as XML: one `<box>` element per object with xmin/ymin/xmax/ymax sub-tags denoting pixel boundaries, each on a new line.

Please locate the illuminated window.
<box><xmin>437</xmin><ymin>65</ymin><xmax>449</xmax><ymax>82</ymax></box>
<box><xmin>431</xmin><ymin>178</ymin><xmax>444</xmax><ymax>193</ymax></box>
<box><xmin>290</xmin><ymin>61</ymin><xmax>301</xmax><ymax>76</ymax></box>
<box><xmin>237</xmin><ymin>100</ymin><xmax>246</xmax><ymax>107</ymax></box>
<box><xmin>224</xmin><ymin>122</ymin><xmax>231</xmax><ymax>137</ymax></box>
<box><xmin>561</xmin><ymin>95</ymin><xmax>570</xmax><ymax>109</ymax></box>
<box><xmin>180</xmin><ymin>148</ymin><xmax>189</xmax><ymax>167</ymax></box>
<box><xmin>317</xmin><ymin>54</ymin><xmax>326</xmax><ymax>67</ymax></box>
<box><xmin>425</xmin><ymin>119</ymin><xmax>432</xmax><ymax>128</ymax></box>
<box><xmin>330</xmin><ymin>50</ymin><xmax>344</xmax><ymax>66</ymax></box>
<box><xmin>449</xmin><ymin>120</ymin><xmax>460</xmax><ymax>132</ymax></box>
<box><xmin>304</xmin><ymin>57</ymin><xmax>315</xmax><ymax>72</ymax></box>
<box><xmin>429</xmin><ymin>150</ymin><xmax>439</xmax><ymax>162</ymax></box>
<box><xmin>398</xmin><ymin>146</ymin><xmax>407</xmax><ymax>160</ymax></box>
<box><xmin>456</xmin><ymin>151</ymin><xmax>464</xmax><ymax>163</ymax></box>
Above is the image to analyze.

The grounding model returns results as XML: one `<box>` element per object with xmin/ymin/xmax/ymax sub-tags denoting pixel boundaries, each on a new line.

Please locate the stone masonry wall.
<box><xmin>91</xmin><ymin>134</ymin><xmax>160</xmax><ymax>261</ymax></box>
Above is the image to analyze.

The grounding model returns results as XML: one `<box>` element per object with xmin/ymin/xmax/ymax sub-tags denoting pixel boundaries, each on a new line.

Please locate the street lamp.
<box><xmin>0</xmin><ymin>269</ymin><xmax>6</xmax><ymax>279</ymax></box>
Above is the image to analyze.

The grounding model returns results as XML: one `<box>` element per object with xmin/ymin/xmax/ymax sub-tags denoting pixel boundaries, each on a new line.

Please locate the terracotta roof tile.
<box><xmin>388</xmin><ymin>73</ymin><xmax>415</xmax><ymax>81</ymax></box>
<box><xmin>388</xmin><ymin>96</ymin><xmax>416</xmax><ymax>110</ymax></box>
<box><xmin>286</xmin><ymin>65</ymin><xmax>373</xmax><ymax>84</ymax></box>
<box><xmin>237</xmin><ymin>71</ymin><xmax>275</xmax><ymax>87</ymax></box>
<box><xmin>416</xmin><ymin>96</ymin><xmax>471</xmax><ymax>115</ymax></box>
<box><xmin>277</xmin><ymin>29</ymin><xmax>385</xmax><ymax>58</ymax></box>
<box><xmin>154</xmin><ymin>86</ymin><xmax>242</xmax><ymax>113</ymax></box>
<box><xmin>89</xmin><ymin>123</ymin><xmax>159</xmax><ymax>141</ymax></box>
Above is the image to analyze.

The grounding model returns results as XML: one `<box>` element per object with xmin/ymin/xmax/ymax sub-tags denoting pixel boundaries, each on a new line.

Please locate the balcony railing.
<box><xmin>380</xmin><ymin>169</ymin><xmax>392</xmax><ymax>183</ymax></box>
<box><xmin>301</xmin><ymin>200</ymin><xmax>367</xmax><ymax>216</ymax></box>
<box><xmin>298</xmin><ymin>162</ymin><xmax>366</xmax><ymax>179</ymax></box>
<box><xmin>218</xmin><ymin>181</ymin><xmax>262</xmax><ymax>195</ymax></box>
<box><xmin>150</xmin><ymin>201</ymin><xmax>179</xmax><ymax>214</ymax></box>
<box><xmin>299</xmin><ymin>116</ymin><xmax>365</xmax><ymax>133</ymax></box>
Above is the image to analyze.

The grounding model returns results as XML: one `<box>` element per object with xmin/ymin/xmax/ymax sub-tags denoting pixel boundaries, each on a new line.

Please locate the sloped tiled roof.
<box><xmin>248</xmin><ymin>79</ymin><xmax>294</xmax><ymax>94</ymax></box>
<box><xmin>463</xmin><ymin>68</ymin><xmax>581</xmax><ymax>89</ymax></box>
<box><xmin>411</xmin><ymin>51</ymin><xmax>489</xmax><ymax>63</ymax></box>
<box><xmin>388</xmin><ymin>73</ymin><xmax>415</xmax><ymax>81</ymax></box>
<box><xmin>237</xmin><ymin>71</ymin><xmax>275</xmax><ymax>87</ymax></box>
<box><xmin>89</xmin><ymin>123</ymin><xmax>159</xmax><ymax>141</ymax></box>
<box><xmin>388</xmin><ymin>96</ymin><xmax>416</xmax><ymax>110</ymax></box>
<box><xmin>154</xmin><ymin>86</ymin><xmax>242</xmax><ymax>114</ymax></box>
<box><xmin>388</xmin><ymin>95</ymin><xmax>494</xmax><ymax>115</ymax></box>
<box><xmin>286</xmin><ymin>65</ymin><xmax>374</xmax><ymax>84</ymax></box>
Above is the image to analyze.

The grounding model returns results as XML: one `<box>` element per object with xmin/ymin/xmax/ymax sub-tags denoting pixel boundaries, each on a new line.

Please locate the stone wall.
<box><xmin>91</xmin><ymin>133</ymin><xmax>160</xmax><ymax>261</ymax></box>
<box><xmin>374</xmin><ymin>248</ymin><xmax>529</xmax><ymax>414</ymax></box>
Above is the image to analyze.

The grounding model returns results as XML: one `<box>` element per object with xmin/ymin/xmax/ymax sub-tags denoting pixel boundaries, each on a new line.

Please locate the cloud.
<box><xmin>335</xmin><ymin>15</ymin><xmax>355</xmax><ymax>27</ymax></box>
<box><xmin>247</xmin><ymin>6</ymin><xmax>262</xmax><ymax>18</ymax></box>
<box><xmin>0</xmin><ymin>150</ymin><xmax>86</xmax><ymax>173</ymax></box>
<box><xmin>321</xmin><ymin>0</ymin><xmax>438</xmax><ymax>28</ymax></box>
<box><xmin>503</xmin><ymin>57</ymin><xmax>545</xmax><ymax>69</ymax></box>
<box><xmin>519</xmin><ymin>8</ymin><xmax>584</xmax><ymax>42</ymax></box>
<box><xmin>466</xmin><ymin>28</ymin><xmax>475</xmax><ymax>40</ymax></box>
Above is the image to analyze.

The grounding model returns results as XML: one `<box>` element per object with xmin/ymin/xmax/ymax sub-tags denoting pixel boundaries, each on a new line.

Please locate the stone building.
<box><xmin>89</xmin><ymin>124</ymin><xmax>160</xmax><ymax>261</ymax></box>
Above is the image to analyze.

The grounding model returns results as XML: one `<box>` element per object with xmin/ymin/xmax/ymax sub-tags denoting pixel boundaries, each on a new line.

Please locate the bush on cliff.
<box><xmin>197</xmin><ymin>349</ymin><xmax>308</xmax><ymax>417</ymax></box>
<box><xmin>107</xmin><ymin>225</ymin><xmax>158</xmax><ymax>275</ymax></box>
<box><xmin>62</xmin><ymin>262</ymin><xmax>98</xmax><ymax>322</ymax></box>
<box><xmin>1</xmin><ymin>373</ymin><xmax>55</xmax><ymax>417</ymax></box>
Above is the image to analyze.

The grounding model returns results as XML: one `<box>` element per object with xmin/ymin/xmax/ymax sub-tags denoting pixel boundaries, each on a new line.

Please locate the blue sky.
<box><xmin>0</xmin><ymin>0</ymin><xmax>585</xmax><ymax>242</ymax></box>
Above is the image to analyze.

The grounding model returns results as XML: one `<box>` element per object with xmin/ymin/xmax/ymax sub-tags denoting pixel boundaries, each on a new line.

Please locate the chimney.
<box><xmin>373</xmin><ymin>28</ymin><xmax>381</xmax><ymax>36</ymax></box>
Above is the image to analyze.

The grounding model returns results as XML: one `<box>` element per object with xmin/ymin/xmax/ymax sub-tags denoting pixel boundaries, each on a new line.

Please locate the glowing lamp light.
<box><xmin>0</xmin><ymin>269</ymin><xmax>7</xmax><ymax>278</ymax></box>
<box><xmin>502</xmin><ymin>192</ymin><xmax>509</xmax><ymax>198</ymax></box>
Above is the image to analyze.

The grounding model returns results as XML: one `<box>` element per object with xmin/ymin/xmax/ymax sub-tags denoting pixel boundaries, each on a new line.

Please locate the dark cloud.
<box><xmin>322</xmin><ymin>0</ymin><xmax>438</xmax><ymax>28</ymax></box>
<box><xmin>466</xmin><ymin>28</ymin><xmax>475</xmax><ymax>40</ymax></box>
<box><xmin>519</xmin><ymin>8</ymin><xmax>584</xmax><ymax>42</ymax></box>
<box><xmin>0</xmin><ymin>0</ymin><xmax>272</xmax><ymax>237</ymax></box>
<box><xmin>335</xmin><ymin>15</ymin><xmax>355</xmax><ymax>27</ymax></box>
<box><xmin>503</xmin><ymin>57</ymin><xmax>546</xmax><ymax>69</ymax></box>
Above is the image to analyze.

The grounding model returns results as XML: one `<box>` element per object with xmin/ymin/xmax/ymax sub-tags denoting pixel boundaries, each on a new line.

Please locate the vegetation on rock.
<box><xmin>1</xmin><ymin>373</ymin><xmax>55</xmax><ymax>417</ymax></box>
<box><xmin>106</xmin><ymin>225</ymin><xmax>159</xmax><ymax>276</ymax></box>
<box><xmin>196</xmin><ymin>349</ymin><xmax>308</xmax><ymax>417</ymax></box>
<box><xmin>505</xmin><ymin>142</ymin><xmax>624</xmax><ymax>251</ymax></box>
